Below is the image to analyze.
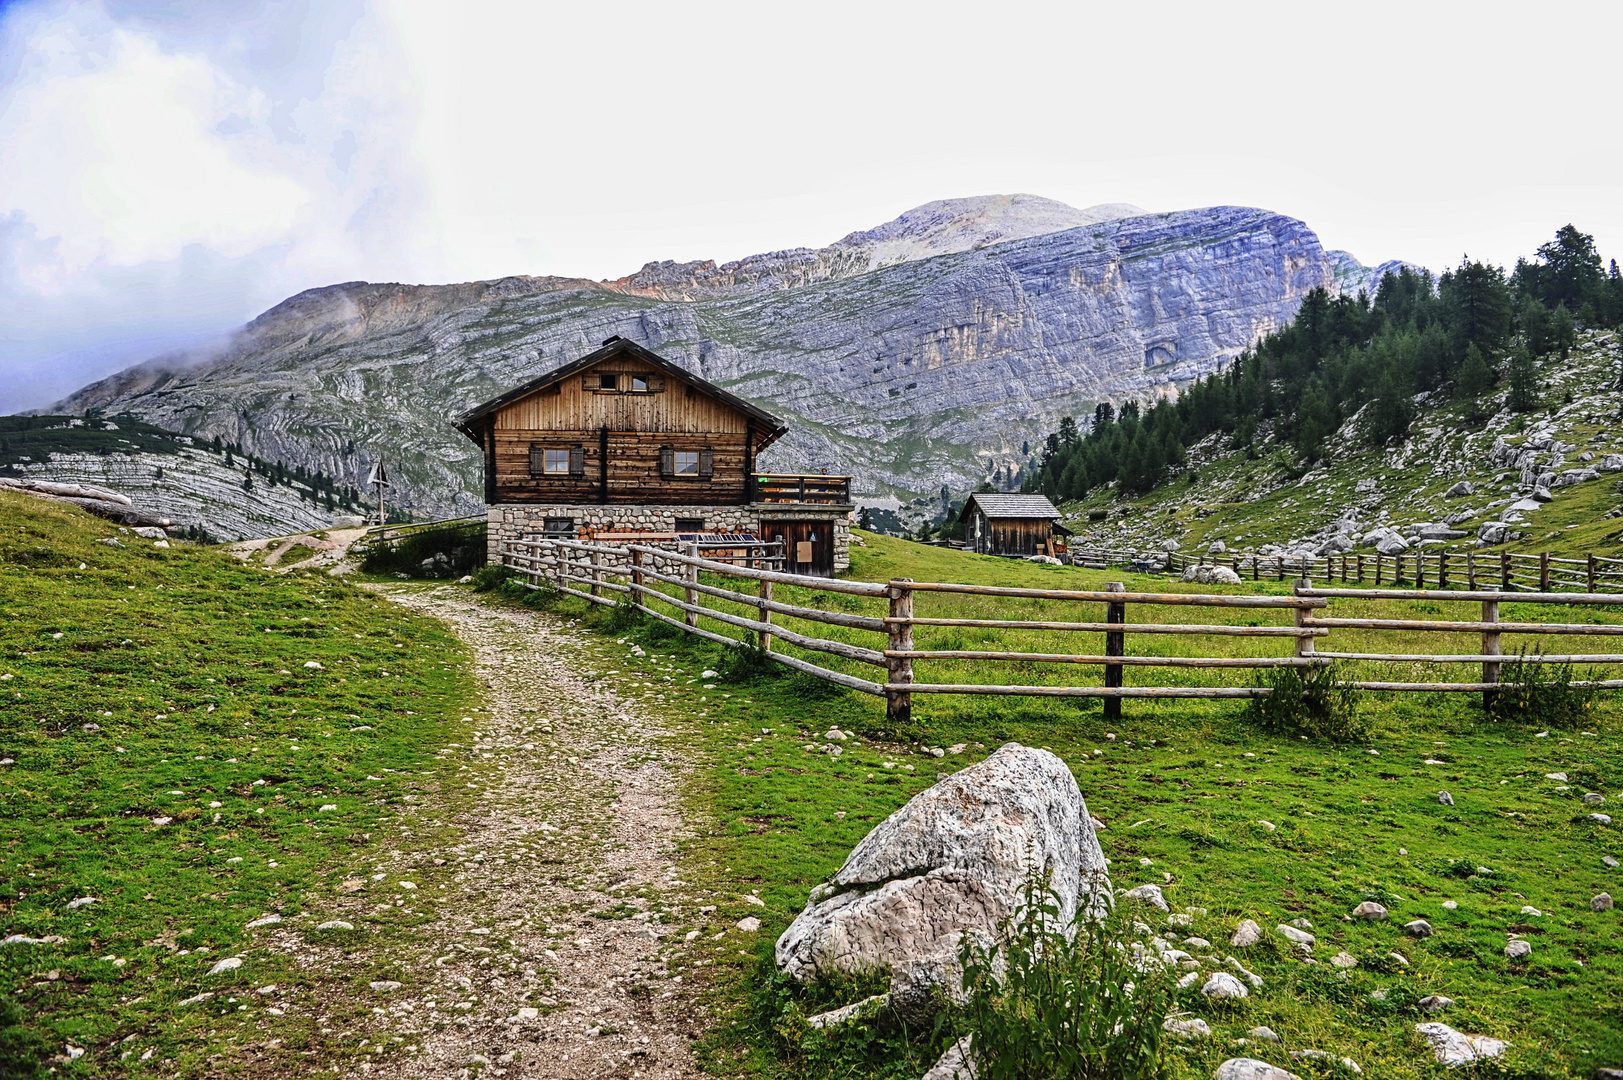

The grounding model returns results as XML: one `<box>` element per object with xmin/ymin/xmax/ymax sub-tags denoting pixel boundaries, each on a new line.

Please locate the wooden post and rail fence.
<box><xmin>498</xmin><ymin>537</ymin><xmax>1623</xmax><ymax>723</ymax></box>
<box><xmin>1139</xmin><ymin>547</ymin><xmax>1623</xmax><ymax>593</ymax></box>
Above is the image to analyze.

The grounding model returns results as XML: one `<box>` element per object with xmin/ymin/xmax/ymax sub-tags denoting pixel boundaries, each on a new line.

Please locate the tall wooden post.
<box><xmin>555</xmin><ymin>543</ymin><xmax>568</xmax><ymax>590</ymax></box>
<box><xmin>1588</xmin><ymin>553</ymin><xmax>1597</xmax><ymax>593</ymax></box>
<box><xmin>1417</xmin><ymin>552</ymin><xmax>1426</xmax><ymax>588</ymax></box>
<box><xmin>631</xmin><ymin>548</ymin><xmax>645</xmax><ymax>612</ymax></box>
<box><xmin>1104</xmin><ymin>581</ymin><xmax>1126</xmax><ymax>722</ymax></box>
<box><xmin>590</xmin><ymin>548</ymin><xmax>602</xmax><ymax>599</ymax></box>
<box><xmin>1439</xmin><ymin>551</ymin><xmax>1449</xmax><ymax>590</ymax></box>
<box><xmin>1357</xmin><ymin>553</ymin><xmax>1365</xmax><ymax>584</ymax></box>
<box><xmin>1501</xmin><ymin>550</ymin><xmax>1511</xmax><ymax>590</ymax></box>
<box><xmin>757</xmin><ymin>578</ymin><xmax>773</xmax><ymax>651</ymax></box>
<box><xmin>1482</xmin><ymin>588</ymin><xmax>1501</xmax><ymax>712</ymax></box>
<box><xmin>683</xmin><ymin>542</ymin><xmax>700</xmax><ymax>628</ymax></box>
<box><xmin>1540</xmin><ymin>552</ymin><xmax>1550</xmax><ymax>593</ymax></box>
<box><xmin>886</xmin><ymin>579</ymin><xmax>914</xmax><ymax>725</ymax></box>
<box><xmin>1466</xmin><ymin>551</ymin><xmax>1476</xmax><ymax>591</ymax></box>
<box><xmin>1294</xmin><ymin>578</ymin><xmax>1315</xmax><ymax>661</ymax></box>
<box><xmin>1375</xmin><ymin>554</ymin><xmax>1383</xmax><ymax>586</ymax></box>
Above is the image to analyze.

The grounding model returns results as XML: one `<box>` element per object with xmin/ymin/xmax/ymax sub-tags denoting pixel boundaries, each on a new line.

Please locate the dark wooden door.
<box><xmin>762</xmin><ymin>519</ymin><xmax>833</xmax><ymax>577</ymax></box>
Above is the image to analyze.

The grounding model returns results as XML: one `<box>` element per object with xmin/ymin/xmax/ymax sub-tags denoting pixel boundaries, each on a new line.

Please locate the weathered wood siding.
<box><xmin>486</xmin><ymin>356</ymin><xmax>755</xmax><ymax>504</ymax></box>
<box><xmin>972</xmin><ymin>507</ymin><xmax>1054</xmax><ymax>556</ymax></box>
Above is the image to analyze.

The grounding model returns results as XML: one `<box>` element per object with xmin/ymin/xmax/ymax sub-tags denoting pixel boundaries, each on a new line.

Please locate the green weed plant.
<box><xmin>1244</xmin><ymin>662</ymin><xmax>1365</xmax><ymax>742</ymax></box>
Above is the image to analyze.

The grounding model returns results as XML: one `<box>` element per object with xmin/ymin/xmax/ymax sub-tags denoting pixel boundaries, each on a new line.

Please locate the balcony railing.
<box><xmin>750</xmin><ymin>473</ymin><xmax>852</xmax><ymax>505</ymax></box>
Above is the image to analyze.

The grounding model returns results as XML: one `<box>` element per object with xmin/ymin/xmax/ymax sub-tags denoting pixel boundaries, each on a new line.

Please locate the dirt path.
<box><xmin>358</xmin><ymin>585</ymin><xmax>710</xmax><ymax>1080</ymax></box>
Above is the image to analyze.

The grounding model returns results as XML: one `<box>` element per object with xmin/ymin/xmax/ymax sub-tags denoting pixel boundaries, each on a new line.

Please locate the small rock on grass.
<box><xmin>1438</xmin><ymin>791</ymin><xmax>1454</xmax><ymax>806</ymax></box>
<box><xmin>1330</xmin><ymin>951</ymin><xmax>1358</xmax><ymax>969</ymax></box>
<box><xmin>1594</xmin><ymin>893</ymin><xmax>1614</xmax><ymax>911</ymax></box>
<box><xmin>1214</xmin><ymin>1061</ymin><xmax>1302</xmax><ymax>1080</ymax></box>
<box><xmin>1230</xmin><ymin>919</ymin><xmax>1262</xmax><ymax>947</ymax></box>
<box><xmin>1414</xmin><ymin>1022</ymin><xmax>1510</xmax><ymax>1065</ymax></box>
<box><xmin>1605</xmin><ymin>856</ymin><xmax>1621</xmax><ymax>869</ymax></box>
<box><xmin>316</xmin><ymin>920</ymin><xmax>354</xmax><ymax>931</ymax></box>
<box><xmin>736</xmin><ymin>917</ymin><xmax>760</xmax><ymax>932</ymax></box>
<box><xmin>1276</xmin><ymin>924</ymin><xmax>1314</xmax><ymax>946</ymax></box>
<box><xmin>1505</xmin><ymin>940</ymin><xmax>1532</xmax><ymax>959</ymax></box>
<box><xmin>245</xmin><ymin>914</ymin><xmax>282</xmax><ymax>929</ymax></box>
<box><xmin>1125</xmin><ymin>883</ymin><xmax>1169</xmax><ymax>912</ymax></box>
<box><xmin>65</xmin><ymin>897</ymin><xmax>97</xmax><ymax>910</ymax></box>
<box><xmin>1247</xmin><ymin>1026</ymin><xmax>1280</xmax><ymax>1042</ymax></box>
<box><xmin>1201</xmin><ymin>971</ymin><xmax>1248</xmax><ymax>998</ymax></box>
<box><xmin>178</xmin><ymin>992</ymin><xmax>214</xmax><ymax>1007</ymax></box>
<box><xmin>921</xmin><ymin>1036</ymin><xmax>975</xmax><ymax>1080</ymax></box>
<box><xmin>369</xmin><ymin>980</ymin><xmax>402</xmax><ymax>992</ymax></box>
<box><xmin>1163</xmin><ymin>1017</ymin><xmax>1211</xmax><ymax>1039</ymax></box>
<box><xmin>1290</xmin><ymin>1049</ymin><xmax>1362</xmax><ymax>1074</ymax></box>
<box><xmin>207</xmin><ymin>957</ymin><xmax>242</xmax><ymax>975</ymax></box>
<box><xmin>1350</xmin><ymin>900</ymin><xmax>1387</xmax><ymax>920</ymax></box>
<box><xmin>1405</xmin><ymin>919</ymin><xmax>1434</xmax><ymax>937</ymax></box>
<box><xmin>1418</xmin><ymin>995</ymin><xmax>1453</xmax><ymax>1014</ymax></box>
<box><xmin>1442</xmin><ymin>900</ymin><xmax>1458</xmax><ymax>910</ymax></box>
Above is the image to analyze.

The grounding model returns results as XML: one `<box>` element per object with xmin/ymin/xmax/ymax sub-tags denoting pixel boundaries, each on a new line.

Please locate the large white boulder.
<box><xmin>774</xmin><ymin>743</ymin><xmax>1110</xmax><ymax>1004</ymax></box>
<box><xmin>1181</xmin><ymin>564</ymin><xmax>1243</xmax><ymax>585</ymax></box>
<box><xmin>1414</xmin><ymin>1022</ymin><xmax>1510</xmax><ymax>1066</ymax></box>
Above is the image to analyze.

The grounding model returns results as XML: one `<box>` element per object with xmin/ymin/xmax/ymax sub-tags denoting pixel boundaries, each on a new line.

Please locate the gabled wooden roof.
<box><xmin>958</xmin><ymin>492</ymin><xmax>1064</xmax><ymax>521</ymax></box>
<box><xmin>453</xmin><ymin>337</ymin><xmax>789</xmax><ymax>448</ymax></box>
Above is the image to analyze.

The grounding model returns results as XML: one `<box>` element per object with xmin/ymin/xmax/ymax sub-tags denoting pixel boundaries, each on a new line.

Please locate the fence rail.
<box><xmin>1135</xmin><ymin>547</ymin><xmax>1623</xmax><ymax>593</ymax></box>
<box><xmin>498</xmin><ymin>539</ymin><xmax>1623</xmax><ymax>722</ymax></box>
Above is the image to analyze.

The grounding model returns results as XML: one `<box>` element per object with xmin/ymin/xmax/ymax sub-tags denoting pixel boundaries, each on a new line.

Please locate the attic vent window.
<box><xmin>598</xmin><ymin>373</ymin><xmax>618</xmax><ymax>390</ymax></box>
<box><xmin>630</xmin><ymin>375</ymin><xmax>649</xmax><ymax>391</ymax></box>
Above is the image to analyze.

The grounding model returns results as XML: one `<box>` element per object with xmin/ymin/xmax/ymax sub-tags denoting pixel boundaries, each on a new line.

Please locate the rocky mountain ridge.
<box><xmin>50</xmin><ymin>196</ymin><xmax>1404</xmax><ymax>534</ymax></box>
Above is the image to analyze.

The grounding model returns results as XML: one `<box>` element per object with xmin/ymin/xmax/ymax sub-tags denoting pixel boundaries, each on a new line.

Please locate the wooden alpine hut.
<box><xmin>958</xmin><ymin>492</ymin><xmax>1070</xmax><ymax>557</ymax></box>
<box><xmin>454</xmin><ymin>336</ymin><xmax>855</xmax><ymax>574</ymax></box>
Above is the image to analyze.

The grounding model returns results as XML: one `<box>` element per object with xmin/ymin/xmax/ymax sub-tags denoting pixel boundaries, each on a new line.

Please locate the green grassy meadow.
<box><xmin>532</xmin><ymin>531</ymin><xmax>1623</xmax><ymax>1079</ymax></box>
<box><xmin>0</xmin><ymin>491</ymin><xmax>480</xmax><ymax>1076</ymax></box>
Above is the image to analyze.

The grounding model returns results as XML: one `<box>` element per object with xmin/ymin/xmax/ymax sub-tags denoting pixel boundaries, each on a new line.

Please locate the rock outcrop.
<box><xmin>774</xmin><ymin>743</ymin><xmax>1109</xmax><ymax>1011</ymax></box>
<box><xmin>52</xmin><ymin>198</ymin><xmax>1396</xmax><ymax>519</ymax></box>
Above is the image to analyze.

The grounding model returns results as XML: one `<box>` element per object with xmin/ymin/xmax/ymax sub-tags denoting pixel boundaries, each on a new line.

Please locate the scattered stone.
<box><xmin>1163</xmin><ymin>1017</ymin><xmax>1212</xmax><ymax>1040</ymax></box>
<box><xmin>1125</xmin><ymin>883</ymin><xmax>1170</xmax><ymax>912</ymax></box>
<box><xmin>1330</xmin><ymin>951</ymin><xmax>1358</xmax><ymax>969</ymax></box>
<box><xmin>2</xmin><ymin>935</ymin><xmax>67</xmax><ymax>946</ymax></box>
<box><xmin>1201</xmin><ymin>972</ymin><xmax>1249</xmax><ymax>999</ymax></box>
<box><xmin>207</xmin><ymin>957</ymin><xmax>243</xmax><ymax>975</ymax></box>
<box><xmin>1504</xmin><ymin>940</ymin><xmax>1532</xmax><ymax>960</ymax></box>
<box><xmin>316</xmin><ymin>920</ymin><xmax>354</xmax><ymax>931</ymax></box>
<box><xmin>245</xmin><ymin>914</ymin><xmax>282</xmax><ymax>930</ymax></box>
<box><xmin>1226</xmin><ymin>956</ymin><xmax>1263</xmax><ymax>988</ymax></box>
<box><xmin>1520</xmin><ymin>906</ymin><xmax>1543</xmax><ymax>916</ymax></box>
<box><xmin>1605</xmin><ymin>856</ymin><xmax>1620</xmax><ymax>868</ymax></box>
<box><xmin>1184</xmin><ymin>936</ymin><xmax>1211</xmax><ymax>948</ymax></box>
<box><xmin>1388</xmin><ymin>952</ymin><xmax>1410</xmax><ymax>967</ymax></box>
<box><xmin>1177</xmin><ymin>970</ymin><xmax>1203</xmax><ymax>989</ymax></box>
<box><xmin>1288</xmin><ymin>917</ymin><xmax>1313</xmax><ymax>930</ymax></box>
<box><xmin>369</xmin><ymin>981</ymin><xmax>402</xmax><ymax>992</ymax></box>
<box><xmin>1212</xmin><ymin>1059</ymin><xmax>1300</xmax><ymax>1080</ymax></box>
<box><xmin>1546</xmin><ymin>772</ymin><xmax>1569</xmax><ymax>781</ymax></box>
<box><xmin>1438</xmin><ymin>791</ymin><xmax>1454</xmax><ymax>806</ymax></box>
<box><xmin>177</xmin><ymin>992</ymin><xmax>214</xmax><ymax>1007</ymax></box>
<box><xmin>1247</xmin><ymin>1026</ymin><xmax>1280</xmax><ymax>1042</ymax></box>
<box><xmin>1167</xmin><ymin>913</ymin><xmax>1194</xmax><ymax>929</ymax></box>
<box><xmin>1181</xmin><ymin>564</ymin><xmax>1243</xmax><ymax>585</ymax></box>
<box><xmin>1256</xmin><ymin>820</ymin><xmax>1276</xmax><ymax>832</ymax></box>
<box><xmin>736</xmin><ymin>917</ymin><xmax>761</xmax><ymax>932</ymax></box>
<box><xmin>1587</xmin><ymin>793</ymin><xmax>1607</xmax><ymax>804</ymax></box>
<box><xmin>1445</xmin><ymin>481</ymin><xmax>1474</xmax><ymax>498</ymax></box>
<box><xmin>64</xmin><ymin>897</ymin><xmax>96</xmax><ymax>911</ymax></box>
<box><xmin>1414</xmin><ymin>1022</ymin><xmax>1510</xmax><ymax>1066</ymax></box>
<box><xmin>824</xmin><ymin>729</ymin><xmax>847</xmax><ymax>741</ymax></box>
<box><xmin>1230</xmin><ymin>919</ymin><xmax>1262</xmax><ymax>947</ymax></box>
<box><xmin>1442</xmin><ymin>900</ymin><xmax>1458</xmax><ymax>910</ymax></box>
<box><xmin>1405</xmin><ymin>919</ymin><xmax>1434</xmax><ymax>937</ymax></box>
<box><xmin>1276</xmin><ymin>924</ymin><xmax>1314</xmax><ymax>946</ymax></box>
<box><xmin>1418</xmin><ymin>995</ymin><xmax>1453</xmax><ymax>1014</ymax></box>
<box><xmin>1290</xmin><ymin>1050</ymin><xmax>1362</xmax><ymax>1074</ymax></box>
<box><xmin>920</xmin><ymin>1036</ymin><xmax>975</xmax><ymax>1080</ymax></box>
<box><xmin>806</xmin><ymin>994</ymin><xmax>889</xmax><ymax>1029</ymax></box>
<box><xmin>1593</xmin><ymin>893</ymin><xmax>1614</xmax><ymax>912</ymax></box>
<box><xmin>1591</xmin><ymin>814</ymin><xmax>1614</xmax><ymax>825</ymax></box>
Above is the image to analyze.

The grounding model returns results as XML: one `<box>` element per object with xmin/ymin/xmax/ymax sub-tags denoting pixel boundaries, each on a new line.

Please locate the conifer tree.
<box><xmin>1506</xmin><ymin>349</ymin><xmax>1540</xmax><ymax>412</ymax></box>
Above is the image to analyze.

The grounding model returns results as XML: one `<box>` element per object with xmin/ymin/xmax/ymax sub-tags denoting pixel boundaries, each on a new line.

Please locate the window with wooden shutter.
<box><xmin>698</xmin><ymin>447</ymin><xmax>714</xmax><ymax>477</ymax></box>
<box><xmin>528</xmin><ymin>446</ymin><xmax>545</xmax><ymax>475</ymax></box>
<box><xmin>659</xmin><ymin>446</ymin><xmax>674</xmax><ymax>477</ymax></box>
<box><xmin>568</xmin><ymin>446</ymin><xmax>585</xmax><ymax>475</ymax></box>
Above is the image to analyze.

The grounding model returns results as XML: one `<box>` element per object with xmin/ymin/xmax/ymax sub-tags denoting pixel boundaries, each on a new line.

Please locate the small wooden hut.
<box><xmin>958</xmin><ymin>492</ymin><xmax>1069</xmax><ymax>557</ymax></box>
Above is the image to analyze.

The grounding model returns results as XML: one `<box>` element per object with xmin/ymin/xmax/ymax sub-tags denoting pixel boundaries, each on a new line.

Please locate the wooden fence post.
<box><xmin>886</xmin><ymin>579</ymin><xmax>914</xmax><ymax>725</ymax></box>
<box><xmin>631</xmin><ymin>548</ymin><xmax>645</xmax><ymax>612</ymax></box>
<box><xmin>1294</xmin><ymin>578</ymin><xmax>1315</xmax><ymax>662</ymax></box>
<box><xmin>1276</xmin><ymin>558</ymin><xmax>1284</xmax><ymax>582</ymax></box>
<box><xmin>1482</xmin><ymin>588</ymin><xmax>1501</xmax><ymax>711</ymax></box>
<box><xmin>1501</xmin><ymin>550</ymin><xmax>1511</xmax><ymax>590</ymax></box>
<box><xmin>1375</xmin><ymin>553</ymin><xmax>1383</xmax><ymax>586</ymax></box>
<box><xmin>1252</xmin><ymin>557</ymin><xmax>1259</xmax><ymax>582</ymax></box>
<box><xmin>1104</xmin><ymin>581</ymin><xmax>1126</xmax><ymax>722</ymax></box>
<box><xmin>1357</xmin><ymin>553</ymin><xmax>1365</xmax><ymax>584</ymax></box>
<box><xmin>757</xmin><ymin>578</ymin><xmax>773</xmax><ymax>651</ymax></box>
<box><xmin>1589</xmin><ymin>553</ymin><xmax>1597</xmax><ymax>593</ymax></box>
<box><xmin>683</xmin><ymin>542</ymin><xmax>700</xmax><ymax>628</ymax></box>
<box><xmin>590</xmin><ymin>548</ymin><xmax>602</xmax><ymax>599</ymax></box>
<box><xmin>1540</xmin><ymin>551</ymin><xmax>1550</xmax><ymax>593</ymax></box>
<box><xmin>1417</xmin><ymin>552</ymin><xmax>1426</xmax><ymax>588</ymax></box>
<box><xmin>1466</xmin><ymin>551</ymin><xmax>1476</xmax><ymax>591</ymax></box>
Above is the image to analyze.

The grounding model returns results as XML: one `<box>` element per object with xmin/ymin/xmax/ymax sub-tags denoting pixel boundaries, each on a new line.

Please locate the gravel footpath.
<box><xmin>358</xmin><ymin>584</ymin><xmax>710</xmax><ymax>1080</ymax></box>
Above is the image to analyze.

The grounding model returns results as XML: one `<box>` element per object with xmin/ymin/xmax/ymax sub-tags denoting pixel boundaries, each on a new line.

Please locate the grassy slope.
<box><xmin>554</xmin><ymin>532</ymin><xmax>1623</xmax><ymax>1079</ymax></box>
<box><xmin>0</xmin><ymin>492</ymin><xmax>478</xmax><ymax>1076</ymax></box>
<box><xmin>1063</xmin><ymin>330</ymin><xmax>1623</xmax><ymax>561</ymax></box>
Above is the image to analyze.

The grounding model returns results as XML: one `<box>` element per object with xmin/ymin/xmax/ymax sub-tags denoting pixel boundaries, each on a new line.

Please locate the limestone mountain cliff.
<box><xmin>52</xmin><ymin>196</ymin><xmax>1400</xmax><ymax>530</ymax></box>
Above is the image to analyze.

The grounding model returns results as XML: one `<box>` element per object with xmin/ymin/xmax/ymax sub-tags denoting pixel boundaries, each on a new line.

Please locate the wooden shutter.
<box><xmin>659</xmin><ymin>446</ymin><xmax>674</xmax><ymax>477</ymax></box>
<box><xmin>568</xmin><ymin>446</ymin><xmax>585</xmax><ymax>476</ymax></box>
<box><xmin>699</xmin><ymin>447</ymin><xmax>714</xmax><ymax>477</ymax></box>
<box><xmin>528</xmin><ymin>446</ymin><xmax>545</xmax><ymax>475</ymax></box>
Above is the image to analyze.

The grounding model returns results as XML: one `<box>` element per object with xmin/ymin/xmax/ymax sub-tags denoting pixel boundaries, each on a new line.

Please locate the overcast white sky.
<box><xmin>2</xmin><ymin>0</ymin><xmax>1620</xmax><ymax>412</ymax></box>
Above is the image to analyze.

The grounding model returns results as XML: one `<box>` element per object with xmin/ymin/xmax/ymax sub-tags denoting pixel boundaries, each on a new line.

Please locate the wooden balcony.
<box><xmin>750</xmin><ymin>473</ymin><xmax>852</xmax><ymax>505</ymax></box>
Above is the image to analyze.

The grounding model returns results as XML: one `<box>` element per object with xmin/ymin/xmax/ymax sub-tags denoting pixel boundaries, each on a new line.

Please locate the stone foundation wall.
<box><xmin>488</xmin><ymin>502</ymin><xmax>853</xmax><ymax>572</ymax></box>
